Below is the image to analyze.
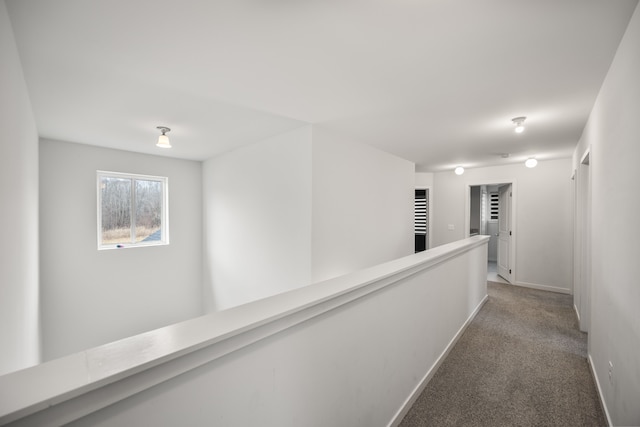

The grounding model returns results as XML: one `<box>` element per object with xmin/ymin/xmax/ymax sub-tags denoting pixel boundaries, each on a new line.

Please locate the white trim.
<box><xmin>514</xmin><ymin>281</ymin><xmax>571</xmax><ymax>295</ymax></box>
<box><xmin>388</xmin><ymin>294</ymin><xmax>489</xmax><ymax>427</ymax></box>
<box><xmin>571</xmin><ymin>169</ymin><xmax>580</xmax><ymax>298</ymax></box>
<box><xmin>575</xmin><ymin>148</ymin><xmax>592</xmax><ymax>333</ymax></box>
<box><xmin>588</xmin><ymin>354</ymin><xmax>612</xmax><ymax>427</ymax></box>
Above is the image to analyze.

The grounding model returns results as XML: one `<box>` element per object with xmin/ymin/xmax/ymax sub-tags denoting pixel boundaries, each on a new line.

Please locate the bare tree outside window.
<box><xmin>135</xmin><ymin>179</ymin><xmax>162</xmax><ymax>242</ymax></box>
<box><xmin>100</xmin><ymin>177</ymin><xmax>132</xmax><ymax>244</ymax></box>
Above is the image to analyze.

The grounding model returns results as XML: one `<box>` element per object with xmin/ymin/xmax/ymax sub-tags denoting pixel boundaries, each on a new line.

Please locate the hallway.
<box><xmin>400</xmin><ymin>282</ymin><xmax>605</xmax><ymax>426</ymax></box>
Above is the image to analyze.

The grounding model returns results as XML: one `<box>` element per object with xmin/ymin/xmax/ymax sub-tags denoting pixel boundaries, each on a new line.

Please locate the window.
<box><xmin>97</xmin><ymin>171</ymin><xmax>169</xmax><ymax>249</ymax></box>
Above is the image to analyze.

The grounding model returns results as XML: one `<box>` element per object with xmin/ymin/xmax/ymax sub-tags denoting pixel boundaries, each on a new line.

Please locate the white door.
<box><xmin>497</xmin><ymin>184</ymin><xmax>513</xmax><ymax>283</ymax></box>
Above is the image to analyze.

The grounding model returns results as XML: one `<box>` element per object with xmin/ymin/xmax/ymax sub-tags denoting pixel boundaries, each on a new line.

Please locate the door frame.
<box><xmin>465</xmin><ymin>179</ymin><xmax>517</xmax><ymax>283</ymax></box>
<box><xmin>572</xmin><ymin>168</ymin><xmax>580</xmax><ymax>321</ymax></box>
<box><xmin>497</xmin><ymin>184</ymin><xmax>513</xmax><ymax>283</ymax></box>
<box><xmin>575</xmin><ymin>148</ymin><xmax>591</xmax><ymax>332</ymax></box>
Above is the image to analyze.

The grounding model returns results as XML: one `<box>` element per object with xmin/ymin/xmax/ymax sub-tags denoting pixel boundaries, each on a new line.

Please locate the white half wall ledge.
<box><xmin>0</xmin><ymin>236</ymin><xmax>489</xmax><ymax>427</ymax></box>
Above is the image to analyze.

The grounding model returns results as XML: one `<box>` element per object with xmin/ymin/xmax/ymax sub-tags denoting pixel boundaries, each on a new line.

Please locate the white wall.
<box><xmin>0</xmin><ymin>0</ymin><xmax>40</xmax><ymax>376</ymax></box>
<box><xmin>573</xmin><ymin>3</ymin><xmax>640</xmax><ymax>425</ymax></box>
<box><xmin>432</xmin><ymin>159</ymin><xmax>573</xmax><ymax>292</ymax></box>
<box><xmin>39</xmin><ymin>139</ymin><xmax>203</xmax><ymax>361</ymax></box>
<box><xmin>202</xmin><ymin>125</ymin><xmax>414</xmax><ymax>310</ymax></box>
<box><xmin>311</xmin><ymin>127</ymin><xmax>415</xmax><ymax>283</ymax></box>
<box><xmin>202</xmin><ymin>126</ymin><xmax>313</xmax><ymax>312</ymax></box>
<box><xmin>415</xmin><ymin>172</ymin><xmax>434</xmax><ymax>188</ymax></box>
<box><xmin>469</xmin><ymin>186</ymin><xmax>481</xmax><ymax>233</ymax></box>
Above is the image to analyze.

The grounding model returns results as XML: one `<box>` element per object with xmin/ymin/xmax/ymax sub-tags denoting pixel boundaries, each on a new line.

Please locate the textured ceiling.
<box><xmin>6</xmin><ymin>0</ymin><xmax>639</xmax><ymax>171</ymax></box>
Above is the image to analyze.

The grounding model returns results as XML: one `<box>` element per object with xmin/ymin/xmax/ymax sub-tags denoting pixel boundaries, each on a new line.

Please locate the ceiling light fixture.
<box><xmin>454</xmin><ymin>166</ymin><xmax>465</xmax><ymax>175</ymax></box>
<box><xmin>156</xmin><ymin>126</ymin><xmax>171</xmax><ymax>148</ymax></box>
<box><xmin>525</xmin><ymin>158</ymin><xmax>538</xmax><ymax>168</ymax></box>
<box><xmin>512</xmin><ymin>116</ymin><xmax>526</xmax><ymax>134</ymax></box>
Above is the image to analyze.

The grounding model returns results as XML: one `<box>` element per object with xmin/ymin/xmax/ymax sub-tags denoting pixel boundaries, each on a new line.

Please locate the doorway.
<box><xmin>414</xmin><ymin>188</ymin><xmax>431</xmax><ymax>252</ymax></box>
<box><xmin>467</xmin><ymin>182</ymin><xmax>515</xmax><ymax>284</ymax></box>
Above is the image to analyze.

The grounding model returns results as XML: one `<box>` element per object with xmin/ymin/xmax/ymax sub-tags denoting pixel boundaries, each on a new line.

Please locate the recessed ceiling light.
<box><xmin>512</xmin><ymin>116</ymin><xmax>526</xmax><ymax>134</ymax></box>
<box><xmin>454</xmin><ymin>166</ymin><xmax>465</xmax><ymax>175</ymax></box>
<box><xmin>525</xmin><ymin>158</ymin><xmax>538</xmax><ymax>168</ymax></box>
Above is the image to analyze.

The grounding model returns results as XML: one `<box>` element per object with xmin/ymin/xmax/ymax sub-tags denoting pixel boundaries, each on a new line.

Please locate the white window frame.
<box><xmin>97</xmin><ymin>171</ymin><xmax>169</xmax><ymax>250</ymax></box>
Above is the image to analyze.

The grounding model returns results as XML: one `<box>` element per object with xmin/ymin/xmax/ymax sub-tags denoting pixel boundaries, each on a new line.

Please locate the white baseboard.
<box><xmin>588</xmin><ymin>354</ymin><xmax>613</xmax><ymax>427</ymax></box>
<box><xmin>388</xmin><ymin>294</ymin><xmax>489</xmax><ymax>427</ymax></box>
<box><xmin>514</xmin><ymin>280</ymin><xmax>571</xmax><ymax>295</ymax></box>
<box><xmin>574</xmin><ymin>304</ymin><xmax>581</xmax><ymax>322</ymax></box>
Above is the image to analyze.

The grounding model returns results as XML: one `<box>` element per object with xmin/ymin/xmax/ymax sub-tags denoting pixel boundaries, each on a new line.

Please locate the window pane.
<box><xmin>134</xmin><ymin>179</ymin><xmax>162</xmax><ymax>243</ymax></box>
<box><xmin>100</xmin><ymin>177</ymin><xmax>131</xmax><ymax>244</ymax></box>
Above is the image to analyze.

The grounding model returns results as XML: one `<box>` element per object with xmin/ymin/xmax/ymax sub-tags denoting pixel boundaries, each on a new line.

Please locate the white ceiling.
<box><xmin>6</xmin><ymin>0</ymin><xmax>638</xmax><ymax>172</ymax></box>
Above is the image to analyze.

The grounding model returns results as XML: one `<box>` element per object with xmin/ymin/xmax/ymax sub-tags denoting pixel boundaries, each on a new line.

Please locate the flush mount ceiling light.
<box><xmin>454</xmin><ymin>166</ymin><xmax>465</xmax><ymax>175</ymax></box>
<box><xmin>525</xmin><ymin>158</ymin><xmax>538</xmax><ymax>168</ymax></box>
<box><xmin>156</xmin><ymin>126</ymin><xmax>171</xmax><ymax>148</ymax></box>
<box><xmin>512</xmin><ymin>116</ymin><xmax>526</xmax><ymax>134</ymax></box>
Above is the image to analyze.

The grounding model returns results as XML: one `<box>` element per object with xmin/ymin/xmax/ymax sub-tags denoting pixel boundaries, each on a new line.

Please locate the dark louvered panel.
<box><xmin>415</xmin><ymin>191</ymin><xmax>427</xmax><ymax>235</ymax></box>
<box><xmin>490</xmin><ymin>192</ymin><xmax>499</xmax><ymax>220</ymax></box>
<box><xmin>415</xmin><ymin>189</ymin><xmax>429</xmax><ymax>252</ymax></box>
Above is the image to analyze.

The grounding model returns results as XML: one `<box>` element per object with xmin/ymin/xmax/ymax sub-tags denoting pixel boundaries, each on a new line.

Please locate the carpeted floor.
<box><xmin>399</xmin><ymin>282</ymin><xmax>606</xmax><ymax>427</ymax></box>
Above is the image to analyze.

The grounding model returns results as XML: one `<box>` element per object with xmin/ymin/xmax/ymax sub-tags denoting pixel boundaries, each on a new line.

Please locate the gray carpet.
<box><xmin>399</xmin><ymin>282</ymin><xmax>606</xmax><ymax>427</ymax></box>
